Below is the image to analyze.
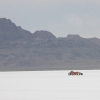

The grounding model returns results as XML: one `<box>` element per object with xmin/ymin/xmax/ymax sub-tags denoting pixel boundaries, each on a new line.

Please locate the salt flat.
<box><xmin>0</xmin><ymin>70</ymin><xmax>100</xmax><ymax>100</ymax></box>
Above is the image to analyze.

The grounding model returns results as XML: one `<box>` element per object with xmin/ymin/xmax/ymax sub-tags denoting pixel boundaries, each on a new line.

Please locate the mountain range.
<box><xmin>0</xmin><ymin>18</ymin><xmax>100</xmax><ymax>71</ymax></box>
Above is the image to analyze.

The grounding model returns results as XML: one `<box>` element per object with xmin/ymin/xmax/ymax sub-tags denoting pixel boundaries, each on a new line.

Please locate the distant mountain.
<box><xmin>89</xmin><ymin>37</ymin><xmax>100</xmax><ymax>46</ymax></box>
<box><xmin>33</xmin><ymin>30</ymin><xmax>56</xmax><ymax>40</ymax></box>
<box><xmin>0</xmin><ymin>18</ymin><xmax>100</xmax><ymax>71</ymax></box>
<box><xmin>67</xmin><ymin>34</ymin><xmax>81</xmax><ymax>39</ymax></box>
<box><xmin>0</xmin><ymin>18</ymin><xmax>32</xmax><ymax>41</ymax></box>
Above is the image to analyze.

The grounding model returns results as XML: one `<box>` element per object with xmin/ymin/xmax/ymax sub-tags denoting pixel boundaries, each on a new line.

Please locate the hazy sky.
<box><xmin>0</xmin><ymin>0</ymin><xmax>100</xmax><ymax>38</ymax></box>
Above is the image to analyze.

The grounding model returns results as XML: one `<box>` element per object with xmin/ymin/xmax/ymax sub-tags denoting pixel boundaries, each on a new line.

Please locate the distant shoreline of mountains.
<box><xmin>0</xmin><ymin>18</ymin><xmax>100</xmax><ymax>71</ymax></box>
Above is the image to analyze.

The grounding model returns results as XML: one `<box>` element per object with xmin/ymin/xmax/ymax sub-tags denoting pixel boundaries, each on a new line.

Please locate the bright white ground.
<box><xmin>0</xmin><ymin>70</ymin><xmax>100</xmax><ymax>100</ymax></box>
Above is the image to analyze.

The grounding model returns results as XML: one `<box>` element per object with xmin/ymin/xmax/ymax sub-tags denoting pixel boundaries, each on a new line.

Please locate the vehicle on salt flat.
<box><xmin>68</xmin><ymin>71</ymin><xmax>83</xmax><ymax>76</ymax></box>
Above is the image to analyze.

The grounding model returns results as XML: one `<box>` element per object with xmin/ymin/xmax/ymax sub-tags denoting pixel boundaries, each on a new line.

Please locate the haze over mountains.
<box><xmin>0</xmin><ymin>18</ymin><xmax>100</xmax><ymax>71</ymax></box>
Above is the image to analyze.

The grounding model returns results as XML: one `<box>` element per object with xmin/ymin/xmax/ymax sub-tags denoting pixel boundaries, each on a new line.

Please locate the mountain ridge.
<box><xmin>0</xmin><ymin>18</ymin><xmax>100</xmax><ymax>71</ymax></box>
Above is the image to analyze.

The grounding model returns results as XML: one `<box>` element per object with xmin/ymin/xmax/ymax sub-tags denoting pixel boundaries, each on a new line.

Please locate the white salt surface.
<box><xmin>0</xmin><ymin>70</ymin><xmax>100</xmax><ymax>100</ymax></box>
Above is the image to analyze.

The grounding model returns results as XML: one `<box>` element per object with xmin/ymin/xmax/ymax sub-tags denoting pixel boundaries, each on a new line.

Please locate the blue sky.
<box><xmin>0</xmin><ymin>0</ymin><xmax>100</xmax><ymax>38</ymax></box>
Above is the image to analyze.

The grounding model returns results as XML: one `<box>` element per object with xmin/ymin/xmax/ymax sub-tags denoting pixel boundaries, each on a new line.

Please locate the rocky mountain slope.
<box><xmin>0</xmin><ymin>18</ymin><xmax>100</xmax><ymax>71</ymax></box>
